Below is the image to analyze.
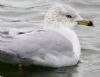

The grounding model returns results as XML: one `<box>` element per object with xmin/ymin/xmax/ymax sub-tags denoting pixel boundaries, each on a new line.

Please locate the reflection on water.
<box><xmin>0</xmin><ymin>0</ymin><xmax>100</xmax><ymax>77</ymax></box>
<box><xmin>0</xmin><ymin>62</ymin><xmax>78</xmax><ymax>77</ymax></box>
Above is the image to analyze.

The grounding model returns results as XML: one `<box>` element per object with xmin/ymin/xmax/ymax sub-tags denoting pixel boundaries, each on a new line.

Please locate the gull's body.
<box><xmin>0</xmin><ymin>28</ymin><xmax>80</xmax><ymax>67</ymax></box>
<box><xmin>0</xmin><ymin>4</ymin><xmax>93</xmax><ymax>67</ymax></box>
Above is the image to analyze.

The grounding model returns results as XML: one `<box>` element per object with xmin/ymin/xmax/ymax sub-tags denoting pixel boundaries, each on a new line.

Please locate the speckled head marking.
<box><xmin>44</xmin><ymin>4</ymin><xmax>94</xmax><ymax>29</ymax></box>
<box><xmin>44</xmin><ymin>4</ymin><xmax>82</xmax><ymax>29</ymax></box>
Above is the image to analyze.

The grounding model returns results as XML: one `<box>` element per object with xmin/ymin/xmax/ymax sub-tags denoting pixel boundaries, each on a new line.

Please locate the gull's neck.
<box><xmin>43</xmin><ymin>22</ymin><xmax>75</xmax><ymax>32</ymax></box>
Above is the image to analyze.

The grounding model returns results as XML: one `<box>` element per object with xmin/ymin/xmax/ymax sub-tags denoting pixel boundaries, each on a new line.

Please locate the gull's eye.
<box><xmin>66</xmin><ymin>15</ymin><xmax>72</xmax><ymax>18</ymax></box>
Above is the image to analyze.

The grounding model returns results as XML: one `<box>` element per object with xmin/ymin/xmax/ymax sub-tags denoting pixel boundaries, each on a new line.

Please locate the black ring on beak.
<box><xmin>88</xmin><ymin>21</ymin><xmax>94</xmax><ymax>26</ymax></box>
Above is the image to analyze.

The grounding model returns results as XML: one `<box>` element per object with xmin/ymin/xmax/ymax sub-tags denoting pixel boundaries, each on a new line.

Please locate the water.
<box><xmin>0</xmin><ymin>0</ymin><xmax>100</xmax><ymax>77</ymax></box>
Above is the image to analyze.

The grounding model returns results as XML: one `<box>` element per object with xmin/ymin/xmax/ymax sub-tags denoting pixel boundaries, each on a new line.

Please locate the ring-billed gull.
<box><xmin>0</xmin><ymin>4</ymin><xmax>94</xmax><ymax>67</ymax></box>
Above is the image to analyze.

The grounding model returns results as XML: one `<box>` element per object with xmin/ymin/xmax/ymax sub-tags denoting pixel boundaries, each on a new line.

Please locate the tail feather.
<box><xmin>0</xmin><ymin>32</ymin><xmax>14</xmax><ymax>49</ymax></box>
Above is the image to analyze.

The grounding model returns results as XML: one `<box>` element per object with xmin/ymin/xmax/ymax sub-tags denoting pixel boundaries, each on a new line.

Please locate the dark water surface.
<box><xmin>0</xmin><ymin>0</ymin><xmax>100</xmax><ymax>77</ymax></box>
<box><xmin>0</xmin><ymin>62</ymin><xmax>79</xmax><ymax>77</ymax></box>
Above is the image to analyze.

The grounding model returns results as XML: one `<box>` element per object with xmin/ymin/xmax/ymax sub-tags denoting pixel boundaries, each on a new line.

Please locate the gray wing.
<box><xmin>0</xmin><ymin>30</ymin><xmax>73</xmax><ymax>63</ymax></box>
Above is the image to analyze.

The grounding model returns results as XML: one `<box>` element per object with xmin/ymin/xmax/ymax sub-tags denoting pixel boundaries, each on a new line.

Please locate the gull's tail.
<box><xmin>0</xmin><ymin>31</ymin><xmax>14</xmax><ymax>49</ymax></box>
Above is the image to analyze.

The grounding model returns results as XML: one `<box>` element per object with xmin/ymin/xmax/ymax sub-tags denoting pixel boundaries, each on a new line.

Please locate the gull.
<box><xmin>0</xmin><ymin>4</ymin><xmax>94</xmax><ymax>68</ymax></box>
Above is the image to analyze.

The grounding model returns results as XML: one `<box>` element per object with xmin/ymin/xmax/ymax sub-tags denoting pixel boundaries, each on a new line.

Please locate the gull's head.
<box><xmin>44</xmin><ymin>4</ymin><xmax>94</xmax><ymax>29</ymax></box>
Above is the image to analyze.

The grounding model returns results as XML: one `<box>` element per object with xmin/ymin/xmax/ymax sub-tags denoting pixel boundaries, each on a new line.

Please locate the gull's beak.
<box><xmin>77</xmin><ymin>19</ymin><xmax>95</xmax><ymax>27</ymax></box>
